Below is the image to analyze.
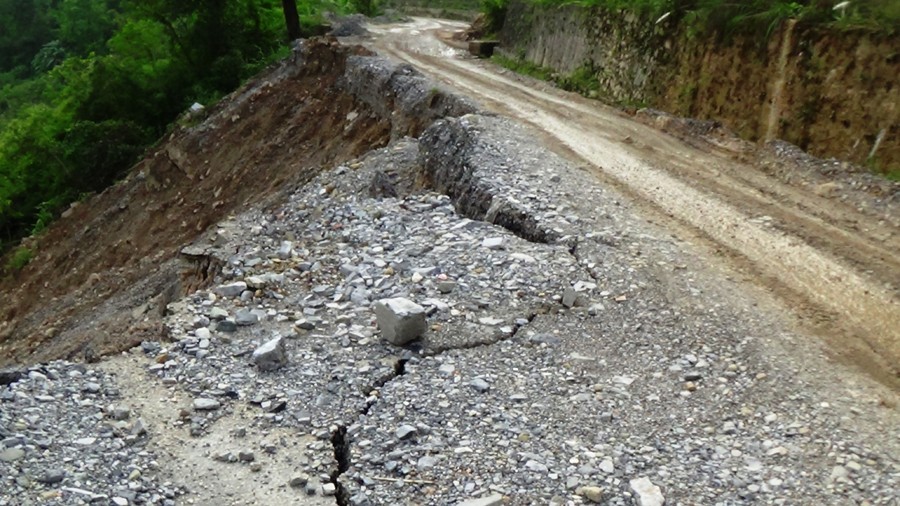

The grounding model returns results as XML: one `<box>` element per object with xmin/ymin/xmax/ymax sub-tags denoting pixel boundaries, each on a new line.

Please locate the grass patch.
<box><xmin>492</xmin><ymin>54</ymin><xmax>555</xmax><ymax>81</ymax></box>
<box><xmin>5</xmin><ymin>245</ymin><xmax>33</xmax><ymax>273</ymax></box>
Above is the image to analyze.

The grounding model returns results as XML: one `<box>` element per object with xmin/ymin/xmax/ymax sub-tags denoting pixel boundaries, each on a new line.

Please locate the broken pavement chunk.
<box><xmin>373</xmin><ymin>297</ymin><xmax>427</xmax><ymax>345</ymax></box>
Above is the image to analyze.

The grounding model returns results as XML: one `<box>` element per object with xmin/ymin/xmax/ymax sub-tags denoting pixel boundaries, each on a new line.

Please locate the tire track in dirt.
<box><xmin>368</xmin><ymin>21</ymin><xmax>900</xmax><ymax>387</ymax></box>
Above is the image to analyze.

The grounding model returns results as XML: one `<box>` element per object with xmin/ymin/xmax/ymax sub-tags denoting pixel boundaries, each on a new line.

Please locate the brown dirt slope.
<box><xmin>0</xmin><ymin>39</ymin><xmax>391</xmax><ymax>366</ymax></box>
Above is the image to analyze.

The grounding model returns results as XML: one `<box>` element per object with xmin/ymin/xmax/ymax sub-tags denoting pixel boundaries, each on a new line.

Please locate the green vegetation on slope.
<box><xmin>0</xmin><ymin>0</ymin><xmax>365</xmax><ymax>261</ymax></box>
<box><xmin>502</xmin><ymin>0</ymin><xmax>900</xmax><ymax>35</ymax></box>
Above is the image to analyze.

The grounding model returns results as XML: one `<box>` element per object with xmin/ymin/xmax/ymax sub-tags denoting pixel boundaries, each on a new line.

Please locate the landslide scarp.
<box><xmin>0</xmin><ymin>37</ymin><xmax>472</xmax><ymax>367</ymax></box>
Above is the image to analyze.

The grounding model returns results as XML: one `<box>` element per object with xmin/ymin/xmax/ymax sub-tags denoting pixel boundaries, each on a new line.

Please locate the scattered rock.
<box><xmin>576</xmin><ymin>486</ymin><xmax>603</xmax><ymax>503</ymax></box>
<box><xmin>630</xmin><ymin>476</ymin><xmax>665</xmax><ymax>506</ymax></box>
<box><xmin>252</xmin><ymin>337</ymin><xmax>288</xmax><ymax>371</ymax></box>
<box><xmin>193</xmin><ymin>398</ymin><xmax>221</xmax><ymax>411</ymax></box>
<box><xmin>373</xmin><ymin>298</ymin><xmax>427</xmax><ymax>345</ymax></box>
<box><xmin>215</xmin><ymin>282</ymin><xmax>248</xmax><ymax>298</ymax></box>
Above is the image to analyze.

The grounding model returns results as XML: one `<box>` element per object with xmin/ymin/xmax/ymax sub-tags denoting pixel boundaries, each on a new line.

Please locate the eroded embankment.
<box><xmin>0</xmin><ymin>38</ymin><xmax>473</xmax><ymax>367</ymax></box>
<box><xmin>498</xmin><ymin>0</ymin><xmax>900</xmax><ymax>173</ymax></box>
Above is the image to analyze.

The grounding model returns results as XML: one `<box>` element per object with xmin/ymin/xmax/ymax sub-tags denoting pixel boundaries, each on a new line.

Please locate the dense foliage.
<box><xmin>0</xmin><ymin>0</ymin><xmax>366</xmax><ymax>262</ymax></box>
<box><xmin>516</xmin><ymin>0</ymin><xmax>900</xmax><ymax>34</ymax></box>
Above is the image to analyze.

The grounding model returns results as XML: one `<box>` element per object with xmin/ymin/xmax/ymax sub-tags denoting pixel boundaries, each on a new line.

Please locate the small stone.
<box><xmin>193</xmin><ymin>398</ymin><xmax>221</xmax><ymax>411</ymax></box>
<box><xmin>214</xmin><ymin>451</ymin><xmax>237</xmax><ymax>463</ymax></box>
<box><xmin>599</xmin><ymin>458</ymin><xmax>614</xmax><ymax>474</ymax></box>
<box><xmin>469</xmin><ymin>378</ymin><xmax>490</xmax><ymax>392</ymax></box>
<box><xmin>525</xmin><ymin>460</ymin><xmax>548</xmax><ymax>473</ymax></box>
<box><xmin>630</xmin><ymin>477</ymin><xmax>664</xmax><ymax>506</ymax></box>
<box><xmin>576</xmin><ymin>486</ymin><xmax>604</xmax><ymax>503</ymax></box>
<box><xmin>395</xmin><ymin>425</ymin><xmax>417</xmax><ymax>440</ymax></box>
<box><xmin>110</xmin><ymin>405</ymin><xmax>131</xmax><ymax>421</ymax></box>
<box><xmin>322</xmin><ymin>483</ymin><xmax>336</xmax><ymax>496</ymax></box>
<box><xmin>417</xmin><ymin>456</ymin><xmax>437</xmax><ymax>470</ymax></box>
<box><xmin>252</xmin><ymin>337</ymin><xmax>288</xmax><ymax>371</ymax></box>
<box><xmin>215</xmin><ymin>282</ymin><xmax>247</xmax><ymax>298</ymax></box>
<box><xmin>437</xmin><ymin>281</ymin><xmax>457</xmax><ymax>294</ymax></box>
<box><xmin>238</xmin><ymin>451</ymin><xmax>255</xmax><ymax>462</ymax></box>
<box><xmin>482</xmin><ymin>237</ymin><xmax>504</xmax><ymax>250</ymax></box>
<box><xmin>289</xmin><ymin>474</ymin><xmax>310</xmax><ymax>488</ymax></box>
<box><xmin>235</xmin><ymin>309</ymin><xmax>259</xmax><ymax>326</ymax></box>
<box><xmin>112</xmin><ymin>498</ymin><xmax>129</xmax><ymax>506</ymax></box>
<box><xmin>0</xmin><ymin>448</ymin><xmax>25</xmax><ymax>462</ymax></box>
<box><xmin>209</xmin><ymin>307</ymin><xmax>229</xmax><ymax>320</ymax></box>
<box><xmin>38</xmin><ymin>469</ymin><xmax>65</xmax><ymax>484</ymax></box>
<box><xmin>373</xmin><ymin>298</ymin><xmax>427</xmax><ymax>345</ymax></box>
<box><xmin>458</xmin><ymin>493</ymin><xmax>504</xmax><ymax>506</ymax></box>
<box><xmin>296</xmin><ymin>319</ymin><xmax>316</xmax><ymax>330</ymax></box>
<box><xmin>277</xmin><ymin>241</ymin><xmax>294</xmax><ymax>259</ymax></box>
<box><xmin>216</xmin><ymin>320</ymin><xmax>237</xmax><ymax>333</ymax></box>
<box><xmin>305</xmin><ymin>481</ymin><xmax>318</xmax><ymax>495</ymax></box>
<box><xmin>195</xmin><ymin>327</ymin><xmax>211</xmax><ymax>340</ymax></box>
<box><xmin>562</xmin><ymin>287</ymin><xmax>577</xmax><ymax>308</ymax></box>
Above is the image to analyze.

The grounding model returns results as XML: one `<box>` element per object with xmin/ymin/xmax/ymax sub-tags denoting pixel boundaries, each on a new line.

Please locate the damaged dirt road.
<box><xmin>368</xmin><ymin>18</ymin><xmax>900</xmax><ymax>388</ymax></box>
<box><xmin>2</xmin><ymin>20</ymin><xmax>900</xmax><ymax>506</ymax></box>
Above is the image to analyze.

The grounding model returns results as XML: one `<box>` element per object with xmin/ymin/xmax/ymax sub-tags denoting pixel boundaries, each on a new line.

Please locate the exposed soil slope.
<box><xmin>0</xmin><ymin>40</ymin><xmax>394</xmax><ymax>366</ymax></box>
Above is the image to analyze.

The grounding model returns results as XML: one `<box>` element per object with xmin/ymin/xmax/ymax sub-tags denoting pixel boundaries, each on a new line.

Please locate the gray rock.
<box><xmin>457</xmin><ymin>493</ymin><xmax>504</xmax><ymax>506</ymax></box>
<box><xmin>322</xmin><ymin>482</ymin><xmax>337</xmax><ymax>496</ymax></box>
<box><xmin>235</xmin><ymin>309</ymin><xmax>259</xmax><ymax>326</ymax></box>
<box><xmin>252</xmin><ymin>337</ymin><xmax>288</xmax><ymax>371</ymax></box>
<box><xmin>576</xmin><ymin>486</ymin><xmax>604</xmax><ymax>504</ymax></box>
<box><xmin>482</xmin><ymin>237</ymin><xmax>504</xmax><ymax>250</ymax></box>
<box><xmin>630</xmin><ymin>477</ymin><xmax>665</xmax><ymax>506</ymax></box>
<box><xmin>469</xmin><ymin>378</ymin><xmax>490</xmax><ymax>392</ymax></box>
<box><xmin>373</xmin><ymin>298</ymin><xmax>427</xmax><ymax>345</ymax></box>
<box><xmin>216</xmin><ymin>320</ymin><xmax>237</xmax><ymax>333</ymax></box>
<box><xmin>417</xmin><ymin>455</ymin><xmax>437</xmax><ymax>470</ymax></box>
<box><xmin>278</xmin><ymin>241</ymin><xmax>294</xmax><ymax>259</ymax></box>
<box><xmin>395</xmin><ymin>424</ymin><xmax>417</xmax><ymax>440</ymax></box>
<box><xmin>437</xmin><ymin>280</ymin><xmax>457</xmax><ymax>294</ymax></box>
<box><xmin>289</xmin><ymin>474</ymin><xmax>310</xmax><ymax>488</ymax></box>
<box><xmin>0</xmin><ymin>447</ymin><xmax>25</xmax><ymax>462</ymax></box>
<box><xmin>209</xmin><ymin>307</ymin><xmax>229</xmax><ymax>320</ymax></box>
<box><xmin>193</xmin><ymin>398</ymin><xmax>221</xmax><ymax>411</ymax></box>
<box><xmin>215</xmin><ymin>282</ymin><xmax>248</xmax><ymax>298</ymax></box>
<box><xmin>109</xmin><ymin>405</ymin><xmax>131</xmax><ymax>421</ymax></box>
<box><xmin>37</xmin><ymin>469</ymin><xmax>66</xmax><ymax>484</ymax></box>
<box><xmin>562</xmin><ymin>286</ymin><xmax>578</xmax><ymax>308</ymax></box>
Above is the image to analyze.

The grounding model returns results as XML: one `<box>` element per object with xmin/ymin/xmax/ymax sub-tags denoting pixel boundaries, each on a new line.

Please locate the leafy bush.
<box><xmin>482</xmin><ymin>0</ymin><xmax>509</xmax><ymax>35</ymax></box>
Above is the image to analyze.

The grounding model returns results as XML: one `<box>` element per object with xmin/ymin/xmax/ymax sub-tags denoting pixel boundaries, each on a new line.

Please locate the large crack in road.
<box><xmin>367</xmin><ymin>18</ymin><xmax>900</xmax><ymax>387</ymax></box>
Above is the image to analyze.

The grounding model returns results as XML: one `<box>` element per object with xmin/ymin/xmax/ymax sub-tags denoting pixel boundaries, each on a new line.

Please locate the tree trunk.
<box><xmin>281</xmin><ymin>0</ymin><xmax>301</xmax><ymax>41</ymax></box>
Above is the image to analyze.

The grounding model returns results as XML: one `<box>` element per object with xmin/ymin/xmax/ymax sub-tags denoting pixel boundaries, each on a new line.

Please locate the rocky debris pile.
<box><xmin>341</xmin><ymin>57</ymin><xmax>477</xmax><ymax>140</ymax></box>
<box><xmin>0</xmin><ymin>361</ymin><xmax>179</xmax><ymax>505</ymax></box>
<box><xmin>136</xmin><ymin>112</ymin><xmax>898</xmax><ymax>505</ymax></box>
<box><xmin>317</xmin><ymin>114</ymin><xmax>897</xmax><ymax>506</ymax></box>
